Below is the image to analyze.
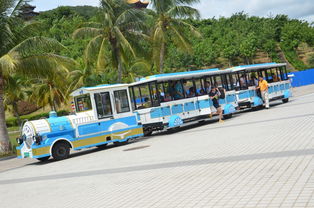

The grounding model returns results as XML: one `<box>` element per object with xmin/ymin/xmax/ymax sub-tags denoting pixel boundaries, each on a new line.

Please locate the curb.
<box><xmin>0</xmin><ymin>155</ymin><xmax>16</xmax><ymax>161</ymax></box>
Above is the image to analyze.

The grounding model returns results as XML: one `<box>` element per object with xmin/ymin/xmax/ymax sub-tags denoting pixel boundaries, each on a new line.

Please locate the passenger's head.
<box><xmin>258</xmin><ymin>76</ymin><xmax>264</xmax><ymax>81</ymax></box>
<box><xmin>205</xmin><ymin>81</ymin><xmax>211</xmax><ymax>88</ymax></box>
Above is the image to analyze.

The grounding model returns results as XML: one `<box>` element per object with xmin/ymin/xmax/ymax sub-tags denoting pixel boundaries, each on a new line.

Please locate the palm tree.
<box><xmin>29</xmin><ymin>70</ymin><xmax>70</xmax><ymax>111</ymax></box>
<box><xmin>73</xmin><ymin>0</ymin><xmax>147</xmax><ymax>83</ymax></box>
<box><xmin>4</xmin><ymin>75</ymin><xmax>27</xmax><ymax>126</ymax></box>
<box><xmin>0</xmin><ymin>0</ymin><xmax>76</xmax><ymax>154</ymax></box>
<box><xmin>150</xmin><ymin>0</ymin><xmax>201</xmax><ymax>73</ymax></box>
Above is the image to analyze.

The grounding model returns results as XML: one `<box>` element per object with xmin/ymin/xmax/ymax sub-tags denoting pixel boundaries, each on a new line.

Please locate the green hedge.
<box><xmin>6</xmin><ymin>110</ymin><xmax>70</xmax><ymax>127</ymax></box>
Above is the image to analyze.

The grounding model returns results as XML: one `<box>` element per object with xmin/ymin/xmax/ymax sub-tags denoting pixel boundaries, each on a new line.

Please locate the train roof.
<box><xmin>227</xmin><ymin>63</ymin><xmax>287</xmax><ymax>72</ymax></box>
<box><xmin>131</xmin><ymin>68</ymin><xmax>231</xmax><ymax>85</ymax></box>
<box><xmin>71</xmin><ymin>83</ymin><xmax>129</xmax><ymax>96</ymax></box>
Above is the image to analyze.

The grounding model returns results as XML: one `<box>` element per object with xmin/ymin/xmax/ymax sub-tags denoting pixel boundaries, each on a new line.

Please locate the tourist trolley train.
<box><xmin>15</xmin><ymin>63</ymin><xmax>291</xmax><ymax>161</ymax></box>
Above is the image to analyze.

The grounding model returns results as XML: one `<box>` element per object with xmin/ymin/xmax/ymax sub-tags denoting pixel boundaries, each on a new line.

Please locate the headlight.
<box><xmin>16</xmin><ymin>136</ymin><xmax>24</xmax><ymax>145</ymax></box>
<box><xmin>32</xmin><ymin>134</ymin><xmax>43</xmax><ymax>145</ymax></box>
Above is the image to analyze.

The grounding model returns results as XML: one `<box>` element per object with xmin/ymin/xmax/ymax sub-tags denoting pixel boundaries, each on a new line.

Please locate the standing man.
<box><xmin>209</xmin><ymin>87</ymin><xmax>223</xmax><ymax>123</ymax></box>
<box><xmin>257</xmin><ymin>76</ymin><xmax>269</xmax><ymax>109</ymax></box>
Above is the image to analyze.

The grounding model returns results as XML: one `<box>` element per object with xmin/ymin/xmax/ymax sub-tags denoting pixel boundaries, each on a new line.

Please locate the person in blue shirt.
<box><xmin>174</xmin><ymin>81</ymin><xmax>184</xmax><ymax>100</ymax></box>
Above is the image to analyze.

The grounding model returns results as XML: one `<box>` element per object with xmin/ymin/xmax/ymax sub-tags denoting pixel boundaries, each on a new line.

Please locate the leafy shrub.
<box><xmin>6</xmin><ymin>110</ymin><xmax>70</xmax><ymax>127</ymax></box>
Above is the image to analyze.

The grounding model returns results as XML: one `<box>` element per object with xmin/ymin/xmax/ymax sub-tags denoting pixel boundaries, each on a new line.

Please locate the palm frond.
<box><xmin>115</xmin><ymin>8</ymin><xmax>147</xmax><ymax>31</ymax></box>
<box><xmin>168</xmin><ymin>24</ymin><xmax>192</xmax><ymax>52</ymax></box>
<box><xmin>172</xmin><ymin>19</ymin><xmax>202</xmax><ymax>38</ymax></box>
<box><xmin>17</xmin><ymin>53</ymin><xmax>77</xmax><ymax>77</ymax></box>
<box><xmin>78</xmin><ymin>21</ymin><xmax>102</xmax><ymax>28</ymax></box>
<box><xmin>96</xmin><ymin>37</ymin><xmax>110</xmax><ymax>71</ymax></box>
<box><xmin>114</xmin><ymin>26</ymin><xmax>136</xmax><ymax>58</ymax></box>
<box><xmin>72</xmin><ymin>27</ymin><xmax>103</xmax><ymax>40</ymax></box>
<box><xmin>84</xmin><ymin>35</ymin><xmax>104</xmax><ymax>65</ymax></box>
<box><xmin>0</xmin><ymin>52</ymin><xmax>19</xmax><ymax>74</ymax></box>
<box><xmin>174</xmin><ymin>0</ymin><xmax>200</xmax><ymax>5</ymax></box>
<box><xmin>166</xmin><ymin>5</ymin><xmax>200</xmax><ymax>19</ymax></box>
<box><xmin>10</xmin><ymin>36</ymin><xmax>66</xmax><ymax>57</ymax></box>
<box><xmin>9</xmin><ymin>0</ymin><xmax>28</xmax><ymax>17</ymax></box>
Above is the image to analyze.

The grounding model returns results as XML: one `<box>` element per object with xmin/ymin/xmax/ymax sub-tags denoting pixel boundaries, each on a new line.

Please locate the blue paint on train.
<box><xmin>223</xmin><ymin>104</ymin><xmax>236</xmax><ymax>114</ymax></box>
<box><xmin>168</xmin><ymin>115</ymin><xmax>183</xmax><ymax>128</ymax></box>
<box><xmin>252</xmin><ymin>96</ymin><xmax>263</xmax><ymax>107</ymax></box>
<box><xmin>172</xmin><ymin>104</ymin><xmax>184</xmax><ymax>114</ymax></box>
<box><xmin>184</xmin><ymin>102</ymin><xmax>196</xmax><ymax>112</ymax></box>
<box><xmin>78</xmin><ymin>116</ymin><xmax>137</xmax><ymax>135</ymax></box>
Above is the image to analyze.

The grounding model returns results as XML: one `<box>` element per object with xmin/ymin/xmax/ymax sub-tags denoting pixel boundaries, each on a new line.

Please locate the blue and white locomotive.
<box><xmin>16</xmin><ymin>84</ymin><xmax>144</xmax><ymax>161</ymax></box>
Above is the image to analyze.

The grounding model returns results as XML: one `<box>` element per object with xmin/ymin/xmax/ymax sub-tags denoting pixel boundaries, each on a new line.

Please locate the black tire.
<box><xmin>223</xmin><ymin>114</ymin><xmax>233</xmax><ymax>119</ymax></box>
<box><xmin>96</xmin><ymin>143</ymin><xmax>108</xmax><ymax>149</ymax></box>
<box><xmin>144</xmin><ymin>129</ymin><xmax>153</xmax><ymax>136</ymax></box>
<box><xmin>114</xmin><ymin>140</ymin><xmax>128</xmax><ymax>146</ymax></box>
<box><xmin>52</xmin><ymin>142</ymin><xmax>70</xmax><ymax>160</ymax></box>
<box><xmin>282</xmin><ymin>98</ymin><xmax>289</xmax><ymax>103</ymax></box>
<box><xmin>37</xmin><ymin>156</ymin><xmax>50</xmax><ymax>162</ymax></box>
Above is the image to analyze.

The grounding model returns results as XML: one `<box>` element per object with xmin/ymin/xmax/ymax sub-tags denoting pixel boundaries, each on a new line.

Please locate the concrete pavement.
<box><xmin>0</xmin><ymin>88</ymin><xmax>313</xmax><ymax>208</ymax></box>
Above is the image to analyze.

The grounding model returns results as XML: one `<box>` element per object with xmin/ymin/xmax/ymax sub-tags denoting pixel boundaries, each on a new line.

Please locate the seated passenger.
<box><xmin>164</xmin><ymin>93</ymin><xmax>172</xmax><ymax>102</ymax></box>
<box><xmin>174</xmin><ymin>81</ymin><xmax>184</xmax><ymax>100</ymax></box>
<box><xmin>249</xmin><ymin>75</ymin><xmax>258</xmax><ymax>86</ymax></box>
<box><xmin>188</xmin><ymin>87</ymin><xmax>196</xmax><ymax>97</ymax></box>
<box><xmin>204</xmin><ymin>81</ymin><xmax>211</xmax><ymax>94</ymax></box>
<box><xmin>272</xmin><ymin>73</ymin><xmax>280</xmax><ymax>82</ymax></box>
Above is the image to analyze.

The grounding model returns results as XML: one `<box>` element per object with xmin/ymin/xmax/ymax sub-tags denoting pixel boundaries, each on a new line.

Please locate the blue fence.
<box><xmin>288</xmin><ymin>68</ymin><xmax>314</xmax><ymax>87</ymax></box>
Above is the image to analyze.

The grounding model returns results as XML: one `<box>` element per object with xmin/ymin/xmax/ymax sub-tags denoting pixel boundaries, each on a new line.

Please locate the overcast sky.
<box><xmin>32</xmin><ymin>0</ymin><xmax>314</xmax><ymax>23</ymax></box>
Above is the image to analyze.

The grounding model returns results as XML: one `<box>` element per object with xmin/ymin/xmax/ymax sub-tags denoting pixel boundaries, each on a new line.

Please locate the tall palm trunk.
<box><xmin>159</xmin><ymin>41</ymin><xmax>165</xmax><ymax>73</ymax></box>
<box><xmin>12</xmin><ymin>102</ymin><xmax>21</xmax><ymax>127</ymax></box>
<box><xmin>0</xmin><ymin>76</ymin><xmax>11</xmax><ymax>154</ymax></box>
<box><xmin>117</xmin><ymin>53</ymin><xmax>123</xmax><ymax>83</ymax></box>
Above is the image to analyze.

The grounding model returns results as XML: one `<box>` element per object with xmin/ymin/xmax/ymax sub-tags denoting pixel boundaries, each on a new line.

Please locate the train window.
<box><xmin>202</xmin><ymin>77</ymin><xmax>212</xmax><ymax>94</ymax></box>
<box><xmin>183</xmin><ymin>80</ymin><xmax>195</xmax><ymax>98</ymax></box>
<box><xmin>139</xmin><ymin>84</ymin><xmax>152</xmax><ymax>108</ymax></box>
<box><xmin>94</xmin><ymin>92</ymin><xmax>112</xmax><ymax>119</ymax></box>
<box><xmin>75</xmin><ymin>94</ymin><xmax>92</xmax><ymax>112</ymax></box>
<box><xmin>247</xmin><ymin>72</ymin><xmax>258</xmax><ymax>87</ymax></box>
<box><xmin>129</xmin><ymin>87</ymin><xmax>136</xmax><ymax>111</ymax></box>
<box><xmin>114</xmin><ymin>90</ymin><xmax>130</xmax><ymax>113</ymax></box>
<box><xmin>149</xmin><ymin>82</ymin><xmax>160</xmax><ymax>107</ymax></box>
<box><xmin>194</xmin><ymin>79</ymin><xmax>204</xmax><ymax>95</ymax></box>
<box><xmin>132</xmin><ymin>83</ymin><xmax>154</xmax><ymax>109</ymax></box>
<box><xmin>157</xmin><ymin>83</ymin><xmax>166</xmax><ymax>102</ymax></box>
<box><xmin>160</xmin><ymin>82</ymin><xmax>173</xmax><ymax>102</ymax></box>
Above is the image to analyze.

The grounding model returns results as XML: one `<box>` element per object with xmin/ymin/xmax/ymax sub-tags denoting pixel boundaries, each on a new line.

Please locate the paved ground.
<box><xmin>0</xmin><ymin>86</ymin><xmax>314</xmax><ymax>208</ymax></box>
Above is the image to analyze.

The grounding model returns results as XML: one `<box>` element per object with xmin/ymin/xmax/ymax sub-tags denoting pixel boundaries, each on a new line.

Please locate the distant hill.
<box><xmin>39</xmin><ymin>5</ymin><xmax>99</xmax><ymax>19</ymax></box>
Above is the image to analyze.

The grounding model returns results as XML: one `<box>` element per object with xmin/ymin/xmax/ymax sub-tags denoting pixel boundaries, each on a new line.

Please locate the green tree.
<box><xmin>0</xmin><ymin>0</ymin><xmax>75</xmax><ymax>154</ymax></box>
<box><xmin>73</xmin><ymin>0</ymin><xmax>146</xmax><ymax>82</ymax></box>
<box><xmin>150</xmin><ymin>0</ymin><xmax>201</xmax><ymax>73</ymax></box>
<box><xmin>239</xmin><ymin>32</ymin><xmax>257</xmax><ymax>64</ymax></box>
<box><xmin>4</xmin><ymin>75</ymin><xmax>27</xmax><ymax>126</ymax></box>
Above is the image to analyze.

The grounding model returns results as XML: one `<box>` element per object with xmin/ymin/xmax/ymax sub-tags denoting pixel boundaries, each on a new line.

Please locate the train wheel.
<box><xmin>37</xmin><ymin>156</ymin><xmax>50</xmax><ymax>162</ymax></box>
<box><xmin>223</xmin><ymin>114</ymin><xmax>233</xmax><ymax>119</ymax></box>
<box><xmin>282</xmin><ymin>98</ymin><xmax>289</xmax><ymax>103</ymax></box>
<box><xmin>144</xmin><ymin>129</ymin><xmax>153</xmax><ymax>136</ymax></box>
<box><xmin>96</xmin><ymin>143</ymin><xmax>108</xmax><ymax>149</ymax></box>
<box><xmin>52</xmin><ymin>142</ymin><xmax>70</xmax><ymax>160</ymax></box>
<box><xmin>114</xmin><ymin>140</ymin><xmax>128</xmax><ymax>146</ymax></box>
